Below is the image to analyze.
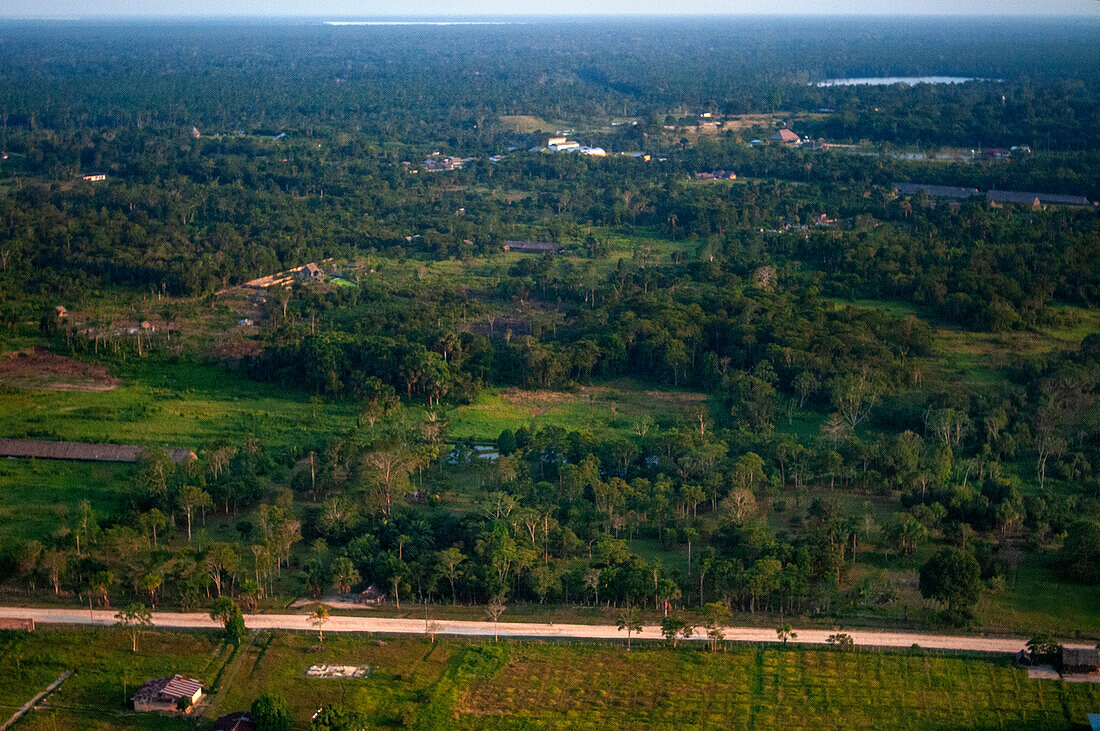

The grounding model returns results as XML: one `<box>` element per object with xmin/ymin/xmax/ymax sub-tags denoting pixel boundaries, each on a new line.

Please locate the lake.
<box><xmin>815</xmin><ymin>76</ymin><xmax>990</xmax><ymax>87</ymax></box>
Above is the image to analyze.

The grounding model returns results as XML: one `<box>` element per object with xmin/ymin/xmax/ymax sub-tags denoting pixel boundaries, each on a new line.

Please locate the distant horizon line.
<box><xmin>2</xmin><ymin>12</ymin><xmax>1099</xmax><ymax>20</ymax></box>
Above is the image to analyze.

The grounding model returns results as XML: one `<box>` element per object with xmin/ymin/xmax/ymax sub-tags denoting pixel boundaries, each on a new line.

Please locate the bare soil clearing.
<box><xmin>0</xmin><ymin>348</ymin><xmax>118</xmax><ymax>391</ymax></box>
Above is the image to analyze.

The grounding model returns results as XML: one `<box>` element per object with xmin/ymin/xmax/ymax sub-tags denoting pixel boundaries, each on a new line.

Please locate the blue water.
<box><xmin>815</xmin><ymin>76</ymin><xmax>990</xmax><ymax>87</ymax></box>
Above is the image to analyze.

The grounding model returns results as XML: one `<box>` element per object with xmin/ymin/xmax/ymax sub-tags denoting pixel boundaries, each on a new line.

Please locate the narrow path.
<box><xmin>0</xmin><ymin>606</ymin><xmax>1090</xmax><ymax>654</ymax></box>
<box><xmin>0</xmin><ymin>670</ymin><xmax>72</xmax><ymax>730</ymax></box>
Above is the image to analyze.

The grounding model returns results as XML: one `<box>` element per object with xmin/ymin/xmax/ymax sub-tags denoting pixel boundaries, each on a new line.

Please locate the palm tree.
<box><xmin>141</xmin><ymin>573</ymin><xmax>162</xmax><ymax>608</ymax></box>
<box><xmin>310</xmin><ymin>604</ymin><xmax>330</xmax><ymax>642</ymax></box>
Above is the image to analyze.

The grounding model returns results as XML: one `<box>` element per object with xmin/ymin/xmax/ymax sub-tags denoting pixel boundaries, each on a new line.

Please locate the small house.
<box><xmin>191</xmin><ymin>127</ymin><xmax>201</xmax><ymax>139</ymax></box>
<box><xmin>359</xmin><ymin>584</ymin><xmax>385</xmax><ymax>605</ymax></box>
<box><xmin>769</xmin><ymin>128</ymin><xmax>800</xmax><ymax>145</ymax></box>
<box><xmin>1061</xmin><ymin>648</ymin><xmax>1100</xmax><ymax>674</ymax></box>
<box><xmin>55</xmin><ymin>305</ymin><xmax>68</xmax><ymax>319</ymax></box>
<box><xmin>132</xmin><ymin>675</ymin><xmax>204</xmax><ymax>714</ymax></box>
<box><xmin>301</xmin><ymin>263</ymin><xmax>325</xmax><ymax>282</ymax></box>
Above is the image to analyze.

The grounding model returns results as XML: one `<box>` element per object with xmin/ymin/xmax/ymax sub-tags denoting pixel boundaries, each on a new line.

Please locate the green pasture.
<box><xmin>0</xmin><ymin>628</ymin><xmax>224</xmax><ymax>731</ymax></box>
<box><xmin>446</xmin><ymin>378</ymin><xmax>708</xmax><ymax>442</ymax></box>
<box><xmin>0</xmin><ymin>459</ymin><xmax>135</xmax><ymax>546</ymax></box>
<box><xmin>0</xmin><ymin>359</ymin><xmax>356</xmax><ymax>453</ymax></box>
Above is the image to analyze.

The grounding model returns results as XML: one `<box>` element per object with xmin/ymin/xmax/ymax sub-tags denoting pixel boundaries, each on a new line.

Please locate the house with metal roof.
<box><xmin>132</xmin><ymin>675</ymin><xmax>204</xmax><ymax>714</ymax></box>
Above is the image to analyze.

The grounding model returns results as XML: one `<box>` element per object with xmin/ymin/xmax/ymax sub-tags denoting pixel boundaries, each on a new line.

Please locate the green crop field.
<box><xmin>3</xmin><ymin>629</ymin><xmax>1099</xmax><ymax>730</ymax></box>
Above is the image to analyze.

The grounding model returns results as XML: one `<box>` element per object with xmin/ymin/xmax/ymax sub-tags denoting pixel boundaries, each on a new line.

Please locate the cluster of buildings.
<box><xmin>418</xmin><ymin>152</ymin><xmax>477</xmax><ymax>173</ymax></box>
<box><xmin>542</xmin><ymin>137</ymin><xmax>607</xmax><ymax>156</ymax></box>
<box><xmin>693</xmin><ymin>171</ymin><xmax>738</xmax><ymax>181</ymax></box>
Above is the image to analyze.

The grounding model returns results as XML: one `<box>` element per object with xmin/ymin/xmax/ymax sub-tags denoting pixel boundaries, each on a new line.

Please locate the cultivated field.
<box><xmin>2</xmin><ymin>629</ymin><xmax>1098</xmax><ymax>730</ymax></box>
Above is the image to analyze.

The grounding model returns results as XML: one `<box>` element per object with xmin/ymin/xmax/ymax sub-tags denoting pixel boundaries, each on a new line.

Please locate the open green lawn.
<box><xmin>0</xmin><ymin>628</ymin><xmax>224</xmax><ymax>731</ymax></box>
<box><xmin>4</xmin><ymin>629</ymin><xmax>1099</xmax><ymax>730</ymax></box>
<box><xmin>0</xmin><ymin>358</ymin><xmax>356</xmax><ymax>452</ymax></box>
<box><xmin>0</xmin><ymin>459</ymin><xmax>134</xmax><ymax>545</ymax></box>
<box><xmin>977</xmin><ymin>555</ymin><xmax>1100</xmax><ymax>638</ymax></box>
<box><xmin>447</xmin><ymin>378</ymin><xmax>709</xmax><ymax>442</ymax></box>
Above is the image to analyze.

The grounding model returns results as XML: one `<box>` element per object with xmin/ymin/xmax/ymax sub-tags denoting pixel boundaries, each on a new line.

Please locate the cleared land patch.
<box><xmin>447</xmin><ymin>379</ymin><xmax>709</xmax><ymax>441</ymax></box>
<box><xmin>0</xmin><ymin>348</ymin><xmax>118</xmax><ymax>392</ymax></box>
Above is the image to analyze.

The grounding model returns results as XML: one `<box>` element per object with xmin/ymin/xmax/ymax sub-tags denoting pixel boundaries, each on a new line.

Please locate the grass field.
<box><xmin>0</xmin><ymin>358</ymin><xmax>356</xmax><ymax>452</ymax></box>
<box><xmin>447</xmin><ymin>378</ymin><xmax>709</xmax><ymax>442</ymax></box>
<box><xmin>3</xmin><ymin>629</ymin><xmax>1099</xmax><ymax>730</ymax></box>
<box><xmin>455</xmin><ymin>643</ymin><xmax>1100</xmax><ymax>730</ymax></box>
<box><xmin>0</xmin><ymin>459</ymin><xmax>135</xmax><ymax>545</ymax></box>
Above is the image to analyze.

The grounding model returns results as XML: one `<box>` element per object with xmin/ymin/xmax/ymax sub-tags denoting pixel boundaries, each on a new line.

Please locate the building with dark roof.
<box><xmin>301</xmin><ymin>263</ymin><xmax>325</xmax><ymax>281</ymax></box>
<box><xmin>0</xmin><ymin>439</ymin><xmax>195</xmax><ymax>464</ymax></box>
<box><xmin>987</xmin><ymin>190</ymin><xmax>1092</xmax><ymax>207</ymax></box>
<box><xmin>502</xmin><ymin>241</ymin><xmax>563</xmax><ymax>253</ymax></box>
<box><xmin>894</xmin><ymin>182</ymin><xmax>1091</xmax><ymax>208</ymax></box>
<box><xmin>213</xmin><ymin>711</ymin><xmax>256</xmax><ymax>731</ymax></box>
<box><xmin>893</xmin><ymin>183</ymin><xmax>982</xmax><ymax>200</ymax></box>
<box><xmin>1062</xmin><ymin>648</ymin><xmax>1100</xmax><ymax>674</ymax></box>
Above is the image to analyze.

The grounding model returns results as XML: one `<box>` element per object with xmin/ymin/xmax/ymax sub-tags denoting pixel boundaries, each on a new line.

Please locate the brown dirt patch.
<box><xmin>499</xmin><ymin>388</ymin><xmax>572</xmax><ymax>416</ymax></box>
<box><xmin>0</xmin><ymin>347</ymin><xmax>118</xmax><ymax>391</ymax></box>
<box><xmin>205</xmin><ymin>337</ymin><xmax>263</xmax><ymax>365</ymax></box>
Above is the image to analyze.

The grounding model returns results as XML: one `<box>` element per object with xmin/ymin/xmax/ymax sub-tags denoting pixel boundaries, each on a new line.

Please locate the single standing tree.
<box><xmin>616</xmin><ymin>605</ymin><xmax>644</xmax><ymax>650</ymax></box>
<box><xmin>438</xmin><ymin>547</ymin><xmax>466</xmax><ymax>602</ymax></box>
<box><xmin>115</xmin><ymin>603</ymin><xmax>152</xmax><ymax>653</ymax></box>
<box><xmin>310</xmin><ymin>604</ymin><xmax>330</xmax><ymax>642</ymax></box>
<box><xmin>485</xmin><ymin>596</ymin><xmax>507</xmax><ymax>641</ymax></box>
<box><xmin>776</xmin><ymin>624</ymin><xmax>797</xmax><ymax>644</ymax></box>
<box><xmin>210</xmin><ymin>596</ymin><xmax>249</xmax><ymax>646</ymax></box>
<box><xmin>699</xmin><ymin>602</ymin><xmax>730</xmax><ymax>652</ymax></box>
<box><xmin>140</xmin><ymin>573</ymin><xmax>162</xmax><ymax>608</ymax></box>
<box><xmin>660</xmin><ymin>616</ymin><xmax>694</xmax><ymax>647</ymax></box>
<box><xmin>178</xmin><ymin>485</ymin><xmax>212</xmax><ymax>542</ymax></box>
<box><xmin>330</xmin><ymin>557</ymin><xmax>360</xmax><ymax>595</ymax></box>
<box><xmin>250</xmin><ymin>693</ymin><xmax>292</xmax><ymax>731</ymax></box>
<box><xmin>919</xmin><ymin>547</ymin><xmax>981</xmax><ymax>620</ymax></box>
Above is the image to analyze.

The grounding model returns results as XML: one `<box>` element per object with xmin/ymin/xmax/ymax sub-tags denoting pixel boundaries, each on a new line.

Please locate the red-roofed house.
<box><xmin>770</xmin><ymin>128</ymin><xmax>800</xmax><ymax>144</ymax></box>
<box><xmin>132</xmin><ymin>675</ymin><xmax>204</xmax><ymax>714</ymax></box>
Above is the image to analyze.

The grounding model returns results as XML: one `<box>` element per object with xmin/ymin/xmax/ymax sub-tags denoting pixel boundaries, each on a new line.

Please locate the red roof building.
<box><xmin>770</xmin><ymin>128</ymin><xmax>800</xmax><ymax>144</ymax></box>
<box><xmin>132</xmin><ymin>675</ymin><xmax>204</xmax><ymax>714</ymax></box>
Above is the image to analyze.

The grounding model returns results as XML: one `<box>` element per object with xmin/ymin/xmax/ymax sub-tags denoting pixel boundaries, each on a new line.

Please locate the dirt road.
<box><xmin>2</xmin><ymin>606</ymin><xmax>1088</xmax><ymax>654</ymax></box>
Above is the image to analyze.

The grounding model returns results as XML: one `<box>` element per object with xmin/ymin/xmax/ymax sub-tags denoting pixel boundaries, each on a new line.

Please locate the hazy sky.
<box><xmin>3</xmin><ymin>0</ymin><xmax>1099</xmax><ymax>18</ymax></box>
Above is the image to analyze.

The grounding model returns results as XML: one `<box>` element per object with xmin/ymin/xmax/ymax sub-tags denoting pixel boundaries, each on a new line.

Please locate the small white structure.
<box><xmin>306</xmin><ymin>664</ymin><xmax>370</xmax><ymax>679</ymax></box>
<box><xmin>547</xmin><ymin>137</ymin><xmax>581</xmax><ymax>151</ymax></box>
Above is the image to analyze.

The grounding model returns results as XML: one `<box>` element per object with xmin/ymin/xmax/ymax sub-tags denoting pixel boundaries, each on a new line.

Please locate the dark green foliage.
<box><xmin>250</xmin><ymin>693</ymin><xmax>292</xmax><ymax>731</ymax></box>
<box><xmin>919</xmin><ymin>547</ymin><xmax>983</xmax><ymax>616</ymax></box>
<box><xmin>1057</xmin><ymin>521</ymin><xmax>1100</xmax><ymax>584</ymax></box>
<box><xmin>497</xmin><ymin>429</ymin><xmax>517</xmax><ymax>456</ymax></box>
